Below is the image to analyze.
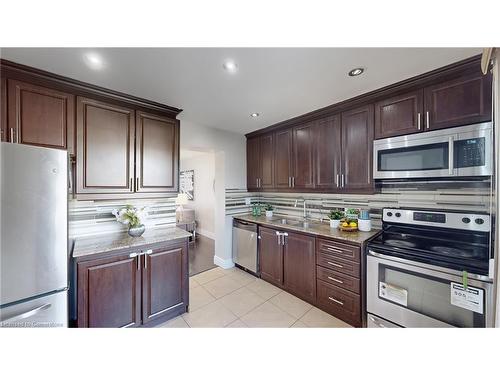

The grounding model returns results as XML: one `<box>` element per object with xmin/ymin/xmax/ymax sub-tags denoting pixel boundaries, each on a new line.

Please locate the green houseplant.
<box><xmin>264</xmin><ymin>203</ymin><xmax>274</xmax><ymax>218</ymax></box>
<box><xmin>327</xmin><ymin>210</ymin><xmax>344</xmax><ymax>229</ymax></box>
<box><xmin>112</xmin><ymin>205</ymin><xmax>147</xmax><ymax>237</ymax></box>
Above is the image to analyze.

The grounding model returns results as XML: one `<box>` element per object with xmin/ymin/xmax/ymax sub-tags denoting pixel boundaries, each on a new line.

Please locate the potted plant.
<box><xmin>327</xmin><ymin>210</ymin><xmax>344</xmax><ymax>228</ymax></box>
<box><xmin>112</xmin><ymin>205</ymin><xmax>147</xmax><ymax>237</ymax></box>
<box><xmin>264</xmin><ymin>203</ymin><xmax>274</xmax><ymax>218</ymax></box>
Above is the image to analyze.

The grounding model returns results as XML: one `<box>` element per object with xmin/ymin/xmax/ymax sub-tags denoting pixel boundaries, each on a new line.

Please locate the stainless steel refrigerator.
<box><xmin>0</xmin><ymin>143</ymin><xmax>68</xmax><ymax>327</ymax></box>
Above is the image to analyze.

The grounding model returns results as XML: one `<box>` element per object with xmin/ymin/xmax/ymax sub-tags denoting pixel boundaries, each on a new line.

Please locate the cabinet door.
<box><xmin>283</xmin><ymin>232</ymin><xmax>316</xmax><ymax>304</ymax></box>
<box><xmin>142</xmin><ymin>243</ymin><xmax>188</xmax><ymax>324</ymax></box>
<box><xmin>1</xmin><ymin>77</ymin><xmax>6</xmax><ymax>142</ymax></box>
<box><xmin>136</xmin><ymin>111</ymin><xmax>179</xmax><ymax>193</ymax></box>
<box><xmin>341</xmin><ymin>105</ymin><xmax>374</xmax><ymax>192</ymax></box>
<box><xmin>260</xmin><ymin>133</ymin><xmax>274</xmax><ymax>189</ymax></box>
<box><xmin>374</xmin><ymin>89</ymin><xmax>423</xmax><ymax>139</ymax></box>
<box><xmin>247</xmin><ymin>136</ymin><xmax>260</xmax><ymax>190</ymax></box>
<box><xmin>292</xmin><ymin>122</ymin><xmax>315</xmax><ymax>189</ymax></box>
<box><xmin>424</xmin><ymin>72</ymin><xmax>492</xmax><ymax>131</ymax></box>
<box><xmin>274</xmin><ymin>128</ymin><xmax>293</xmax><ymax>189</ymax></box>
<box><xmin>76</xmin><ymin>97</ymin><xmax>135</xmax><ymax>194</ymax></box>
<box><xmin>77</xmin><ymin>253</ymin><xmax>141</xmax><ymax>328</ymax></box>
<box><xmin>315</xmin><ymin>115</ymin><xmax>341</xmax><ymax>190</ymax></box>
<box><xmin>259</xmin><ymin>226</ymin><xmax>283</xmax><ymax>286</ymax></box>
<box><xmin>7</xmin><ymin>79</ymin><xmax>75</xmax><ymax>153</ymax></box>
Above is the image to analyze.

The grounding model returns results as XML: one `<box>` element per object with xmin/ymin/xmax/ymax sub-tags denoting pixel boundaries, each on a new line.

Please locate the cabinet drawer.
<box><xmin>317</xmin><ymin>280</ymin><xmax>361</xmax><ymax>327</ymax></box>
<box><xmin>317</xmin><ymin>239</ymin><xmax>360</xmax><ymax>262</ymax></box>
<box><xmin>317</xmin><ymin>252</ymin><xmax>360</xmax><ymax>278</ymax></box>
<box><xmin>316</xmin><ymin>266</ymin><xmax>360</xmax><ymax>294</ymax></box>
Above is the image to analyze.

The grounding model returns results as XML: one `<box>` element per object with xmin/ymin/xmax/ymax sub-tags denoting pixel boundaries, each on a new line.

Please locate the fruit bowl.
<box><xmin>339</xmin><ymin>226</ymin><xmax>358</xmax><ymax>232</ymax></box>
<box><xmin>339</xmin><ymin>218</ymin><xmax>358</xmax><ymax>232</ymax></box>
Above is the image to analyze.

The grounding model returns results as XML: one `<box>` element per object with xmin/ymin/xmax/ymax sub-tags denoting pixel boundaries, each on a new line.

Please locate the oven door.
<box><xmin>367</xmin><ymin>250</ymin><xmax>493</xmax><ymax>328</ymax></box>
<box><xmin>373</xmin><ymin>133</ymin><xmax>455</xmax><ymax>179</ymax></box>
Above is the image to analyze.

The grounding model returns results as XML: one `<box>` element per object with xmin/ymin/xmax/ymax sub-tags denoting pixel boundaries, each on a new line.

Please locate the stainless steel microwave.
<box><xmin>373</xmin><ymin>122</ymin><xmax>492</xmax><ymax>179</ymax></box>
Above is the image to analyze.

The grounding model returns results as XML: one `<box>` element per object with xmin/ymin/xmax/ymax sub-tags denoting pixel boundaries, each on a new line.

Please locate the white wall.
<box><xmin>180</xmin><ymin>152</ymin><xmax>216</xmax><ymax>239</ymax></box>
<box><xmin>180</xmin><ymin>120</ymin><xmax>246</xmax><ymax>267</ymax></box>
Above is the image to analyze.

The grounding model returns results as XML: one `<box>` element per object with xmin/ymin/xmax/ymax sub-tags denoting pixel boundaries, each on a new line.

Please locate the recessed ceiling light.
<box><xmin>222</xmin><ymin>60</ymin><xmax>238</xmax><ymax>73</ymax></box>
<box><xmin>84</xmin><ymin>52</ymin><xmax>105</xmax><ymax>70</ymax></box>
<box><xmin>250</xmin><ymin>113</ymin><xmax>259</xmax><ymax>118</ymax></box>
<box><xmin>348</xmin><ymin>67</ymin><xmax>364</xmax><ymax>77</ymax></box>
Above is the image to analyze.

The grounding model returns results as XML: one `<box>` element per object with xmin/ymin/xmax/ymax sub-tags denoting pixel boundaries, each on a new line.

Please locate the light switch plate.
<box><xmin>245</xmin><ymin>197</ymin><xmax>251</xmax><ymax>205</ymax></box>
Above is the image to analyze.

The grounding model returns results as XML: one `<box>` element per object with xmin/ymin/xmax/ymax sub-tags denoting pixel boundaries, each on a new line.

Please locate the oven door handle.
<box><xmin>367</xmin><ymin>249</ymin><xmax>492</xmax><ymax>283</ymax></box>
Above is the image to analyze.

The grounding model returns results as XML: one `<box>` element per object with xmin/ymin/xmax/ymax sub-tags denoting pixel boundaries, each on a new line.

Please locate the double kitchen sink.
<box><xmin>267</xmin><ymin>217</ymin><xmax>322</xmax><ymax>230</ymax></box>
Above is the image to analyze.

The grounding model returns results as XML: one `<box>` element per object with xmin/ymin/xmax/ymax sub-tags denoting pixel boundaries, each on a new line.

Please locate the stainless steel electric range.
<box><xmin>366</xmin><ymin>208</ymin><xmax>494</xmax><ymax>328</ymax></box>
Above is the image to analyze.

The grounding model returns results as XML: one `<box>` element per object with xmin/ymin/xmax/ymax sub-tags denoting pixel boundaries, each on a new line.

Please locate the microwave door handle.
<box><xmin>448</xmin><ymin>136</ymin><xmax>454</xmax><ymax>175</ymax></box>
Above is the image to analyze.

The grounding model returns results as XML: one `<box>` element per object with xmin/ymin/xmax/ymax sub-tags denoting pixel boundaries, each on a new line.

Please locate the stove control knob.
<box><xmin>462</xmin><ymin>217</ymin><xmax>471</xmax><ymax>224</ymax></box>
<box><xmin>395</xmin><ymin>212</ymin><xmax>401</xmax><ymax>218</ymax></box>
<box><xmin>387</xmin><ymin>212</ymin><xmax>393</xmax><ymax>217</ymax></box>
<box><xmin>475</xmin><ymin>218</ymin><xmax>484</xmax><ymax>225</ymax></box>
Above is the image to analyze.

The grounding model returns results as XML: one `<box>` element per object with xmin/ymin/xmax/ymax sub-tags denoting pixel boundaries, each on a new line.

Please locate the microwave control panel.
<box><xmin>454</xmin><ymin>138</ymin><xmax>485</xmax><ymax>168</ymax></box>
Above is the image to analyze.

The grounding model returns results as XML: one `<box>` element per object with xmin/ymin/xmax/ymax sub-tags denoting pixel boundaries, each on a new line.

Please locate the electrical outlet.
<box><xmin>245</xmin><ymin>197</ymin><xmax>251</xmax><ymax>205</ymax></box>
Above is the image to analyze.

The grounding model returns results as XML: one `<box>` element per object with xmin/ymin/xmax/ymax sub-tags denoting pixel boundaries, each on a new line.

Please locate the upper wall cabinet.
<box><xmin>274</xmin><ymin>128</ymin><xmax>293</xmax><ymax>189</ymax></box>
<box><xmin>136</xmin><ymin>111</ymin><xmax>179</xmax><ymax>193</ymax></box>
<box><xmin>6</xmin><ymin>79</ymin><xmax>75</xmax><ymax>153</ymax></box>
<box><xmin>76</xmin><ymin>97</ymin><xmax>135</xmax><ymax>195</ymax></box>
<box><xmin>424</xmin><ymin>72</ymin><xmax>492</xmax><ymax>131</ymax></box>
<box><xmin>246</xmin><ymin>133</ymin><xmax>274</xmax><ymax>190</ymax></box>
<box><xmin>375</xmin><ymin>70</ymin><xmax>492</xmax><ymax>139</ymax></box>
<box><xmin>315</xmin><ymin>115</ymin><xmax>341</xmax><ymax>190</ymax></box>
<box><xmin>291</xmin><ymin>122</ymin><xmax>315</xmax><ymax>189</ymax></box>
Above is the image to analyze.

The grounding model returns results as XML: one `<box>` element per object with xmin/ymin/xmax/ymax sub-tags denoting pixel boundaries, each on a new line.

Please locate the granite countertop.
<box><xmin>234</xmin><ymin>214</ymin><xmax>380</xmax><ymax>245</ymax></box>
<box><xmin>73</xmin><ymin>227</ymin><xmax>192</xmax><ymax>258</ymax></box>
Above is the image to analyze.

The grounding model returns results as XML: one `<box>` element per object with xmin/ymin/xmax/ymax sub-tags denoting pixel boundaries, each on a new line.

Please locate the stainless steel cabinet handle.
<box><xmin>341</xmin><ymin>174</ymin><xmax>345</xmax><ymax>188</ymax></box>
<box><xmin>288</xmin><ymin>177</ymin><xmax>291</xmax><ymax>187</ymax></box>
<box><xmin>417</xmin><ymin>113</ymin><xmax>421</xmax><ymax>130</ymax></box>
<box><xmin>10</xmin><ymin>128</ymin><xmax>14</xmax><ymax>143</ymax></box>
<box><xmin>426</xmin><ymin>111</ymin><xmax>430</xmax><ymax>129</ymax></box>
<box><xmin>336</xmin><ymin>174</ymin><xmax>339</xmax><ymax>188</ymax></box>
<box><xmin>144</xmin><ymin>249</ymin><xmax>153</xmax><ymax>268</ymax></box>
<box><xmin>129</xmin><ymin>252</ymin><xmax>138</xmax><ymax>257</ymax></box>
<box><xmin>327</xmin><ymin>261</ymin><xmax>343</xmax><ymax>268</ymax></box>
<box><xmin>1</xmin><ymin>303</ymin><xmax>52</xmax><ymax>324</ymax></box>
<box><xmin>448</xmin><ymin>136</ymin><xmax>454</xmax><ymax>175</ymax></box>
<box><xmin>328</xmin><ymin>297</ymin><xmax>344</xmax><ymax>305</ymax></box>
<box><xmin>328</xmin><ymin>276</ymin><xmax>344</xmax><ymax>284</ymax></box>
<box><xmin>130</xmin><ymin>252</ymin><xmax>139</xmax><ymax>270</ymax></box>
<box><xmin>130</xmin><ymin>178</ymin><xmax>133</xmax><ymax>192</ymax></box>
<box><xmin>276</xmin><ymin>231</ymin><xmax>281</xmax><ymax>245</ymax></box>
<box><xmin>324</xmin><ymin>245</ymin><xmax>343</xmax><ymax>253</ymax></box>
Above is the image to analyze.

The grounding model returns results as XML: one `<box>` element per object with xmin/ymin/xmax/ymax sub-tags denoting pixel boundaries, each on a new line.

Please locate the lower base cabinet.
<box><xmin>76</xmin><ymin>239</ymin><xmax>188</xmax><ymax>328</ymax></box>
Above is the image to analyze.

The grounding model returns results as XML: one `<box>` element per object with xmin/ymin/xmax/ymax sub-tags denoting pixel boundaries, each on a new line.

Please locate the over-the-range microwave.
<box><xmin>373</xmin><ymin>122</ymin><xmax>492</xmax><ymax>179</ymax></box>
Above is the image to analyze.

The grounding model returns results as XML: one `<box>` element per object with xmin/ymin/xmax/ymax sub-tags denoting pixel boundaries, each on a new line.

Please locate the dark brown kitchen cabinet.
<box><xmin>374</xmin><ymin>89</ymin><xmax>424</xmax><ymax>139</ymax></box>
<box><xmin>341</xmin><ymin>104</ymin><xmax>374</xmax><ymax>192</ymax></box>
<box><xmin>6</xmin><ymin>79</ymin><xmax>75</xmax><ymax>153</ymax></box>
<box><xmin>424</xmin><ymin>71</ymin><xmax>492</xmax><ymax>131</ymax></box>
<box><xmin>259</xmin><ymin>226</ymin><xmax>283</xmax><ymax>286</ymax></box>
<box><xmin>314</xmin><ymin>115</ymin><xmax>342</xmax><ymax>190</ymax></box>
<box><xmin>246</xmin><ymin>136</ymin><xmax>260</xmax><ymax>190</ymax></box>
<box><xmin>247</xmin><ymin>134</ymin><xmax>274</xmax><ymax>190</ymax></box>
<box><xmin>77</xmin><ymin>252</ymin><xmax>142</xmax><ymax>328</ymax></box>
<box><xmin>76</xmin><ymin>239</ymin><xmax>189</xmax><ymax>328</ymax></box>
<box><xmin>283</xmin><ymin>232</ymin><xmax>316</xmax><ymax>304</ymax></box>
<box><xmin>76</xmin><ymin>97</ymin><xmax>135</xmax><ymax>195</ymax></box>
<box><xmin>291</xmin><ymin>122</ymin><xmax>315</xmax><ymax>189</ymax></box>
<box><xmin>142</xmin><ymin>245</ymin><xmax>188</xmax><ymax>325</ymax></box>
<box><xmin>136</xmin><ymin>111</ymin><xmax>179</xmax><ymax>193</ymax></box>
<box><xmin>274</xmin><ymin>128</ymin><xmax>293</xmax><ymax>189</ymax></box>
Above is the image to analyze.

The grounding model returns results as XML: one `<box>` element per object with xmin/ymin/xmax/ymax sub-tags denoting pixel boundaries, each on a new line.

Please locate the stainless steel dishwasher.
<box><xmin>232</xmin><ymin>220</ymin><xmax>259</xmax><ymax>275</ymax></box>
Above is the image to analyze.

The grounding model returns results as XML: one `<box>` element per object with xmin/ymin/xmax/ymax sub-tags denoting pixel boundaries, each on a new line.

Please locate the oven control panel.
<box><xmin>383</xmin><ymin>209</ymin><xmax>490</xmax><ymax>232</ymax></box>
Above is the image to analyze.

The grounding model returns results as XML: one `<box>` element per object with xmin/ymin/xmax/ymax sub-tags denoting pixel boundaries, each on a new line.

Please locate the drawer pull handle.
<box><xmin>327</xmin><ymin>261</ymin><xmax>343</xmax><ymax>268</ymax></box>
<box><xmin>328</xmin><ymin>276</ymin><xmax>343</xmax><ymax>284</ymax></box>
<box><xmin>328</xmin><ymin>297</ymin><xmax>344</xmax><ymax>305</ymax></box>
<box><xmin>324</xmin><ymin>246</ymin><xmax>343</xmax><ymax>253</ymax></box>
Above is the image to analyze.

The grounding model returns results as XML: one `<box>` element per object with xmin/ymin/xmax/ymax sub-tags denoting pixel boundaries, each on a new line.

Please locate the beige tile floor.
<box><xmin>158</xmin><ymin>266</ymin><xmax>352</xmax><ymax>328</ymax></box>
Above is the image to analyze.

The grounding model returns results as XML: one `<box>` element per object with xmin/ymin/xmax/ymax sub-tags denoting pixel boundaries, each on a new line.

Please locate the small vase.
<box><xmin>265</xmin><ymin>210</ymin><xmax>273</xmax><ymax>218</ymax></box>
<box><xmin>128</xmin><ymin>224</ymin><xmax>145</xmax><ymax>237</ymax></box>
<box><xmin>330</xmin><ymin>219</ymin><xmax>340</xmax><ymax>229</ymax></box>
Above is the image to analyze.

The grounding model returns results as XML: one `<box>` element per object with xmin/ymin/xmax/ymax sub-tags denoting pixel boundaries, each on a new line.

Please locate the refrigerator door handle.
<box><xmin>1</xmin><ymin>303</ymin><xmax>52</xmax><ymax>324</ymax></box>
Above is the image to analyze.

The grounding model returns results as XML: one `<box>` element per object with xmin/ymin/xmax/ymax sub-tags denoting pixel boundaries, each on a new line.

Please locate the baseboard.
<box><xmin>197</xmin><ymin>228</ymin><xmax>215</xmax><ymax>240</ymax></box>
<box><xmin>213</xmin><ymin>255</ymin><xmax>235</xmax><ymax>269</ymax></box>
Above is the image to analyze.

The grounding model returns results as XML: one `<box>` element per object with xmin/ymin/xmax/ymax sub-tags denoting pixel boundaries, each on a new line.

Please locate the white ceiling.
<box><xmin>0</xmin><ymin>48</ymin><xmax>481</xmax><ymax>134</ymax></box>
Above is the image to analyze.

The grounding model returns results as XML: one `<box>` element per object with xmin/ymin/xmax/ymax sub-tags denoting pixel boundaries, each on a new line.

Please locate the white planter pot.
<box><xmin>358</xmin><ymin>219</ymin><xmax>371</xmax><ymax>232</ymax></box>
<box><xmin>265</xmin><ymin>211</ymin><xmax>273</xmax><ymax>218</ymax></box>
<box><xmin>330</xmin><ymin>219</ymin><xmax>340</xmax><ymax>228</ymax></box>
